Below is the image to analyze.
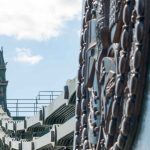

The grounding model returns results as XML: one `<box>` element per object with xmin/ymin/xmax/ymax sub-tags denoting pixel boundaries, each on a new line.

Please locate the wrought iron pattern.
<box><xmin>75</xmin><ymin>0</ymin><xmax>147</xmax><ymax>149</ymax></box>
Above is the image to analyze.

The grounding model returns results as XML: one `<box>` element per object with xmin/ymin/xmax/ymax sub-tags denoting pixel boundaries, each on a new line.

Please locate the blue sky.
<box><xmin>0</xmin><ymin>0</ymin><xmax>82</xmax><ymax>99</ymax></box>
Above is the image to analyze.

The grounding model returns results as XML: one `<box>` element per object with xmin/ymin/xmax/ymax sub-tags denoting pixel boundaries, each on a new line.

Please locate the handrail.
<box><xmin>7</xmin><ymin>91</ymin><xmax>62</xmax><ymax>117</ymax></box>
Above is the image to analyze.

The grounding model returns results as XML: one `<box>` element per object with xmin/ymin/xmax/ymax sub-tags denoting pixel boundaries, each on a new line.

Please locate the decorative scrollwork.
<box><xmin>75</xmin><ymin>0</ymin><xmax>147</xmax><ymax>149</ymax></box>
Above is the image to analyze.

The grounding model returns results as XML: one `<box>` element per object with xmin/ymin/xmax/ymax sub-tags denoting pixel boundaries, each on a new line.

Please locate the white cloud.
<box><xmin>0</xmin><ymin>0</ymin><xmax>82</xmax><ymax>41</ymax></box>
<box><xmin>14</xmin><ymin>48</ymin><xmax>43</xmax><ymax>65</ymax></box>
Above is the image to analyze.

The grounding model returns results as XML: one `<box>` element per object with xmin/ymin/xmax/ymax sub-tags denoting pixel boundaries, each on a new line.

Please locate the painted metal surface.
<box><xmin>74</xmin><ymin>0</ymin><xmax>150</xmax><ymax>149</ymax></box>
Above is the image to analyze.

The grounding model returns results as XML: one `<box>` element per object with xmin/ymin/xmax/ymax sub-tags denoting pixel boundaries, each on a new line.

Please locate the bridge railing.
<box><xmin>7</xmin><ymin>91</ymin><xmax>62</xmax><ymax>117</ymax></box>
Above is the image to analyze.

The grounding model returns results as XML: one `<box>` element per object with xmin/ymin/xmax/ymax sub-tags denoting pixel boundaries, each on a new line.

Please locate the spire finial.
<box><xmin>1</xmin><ymin>46</ymin><xmax>3</xmax><ymax>52</ymax></box>
<box><xmin>0</xmin><ymin>47</ymin><xmax>5</xmax><ymax>67</ymax></box>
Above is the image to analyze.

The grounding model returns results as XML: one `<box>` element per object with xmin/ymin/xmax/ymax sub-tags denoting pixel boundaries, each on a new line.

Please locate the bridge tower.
<box><xmin>0</xmin><ymin>48</ymin><xmax>9</xmax><ymax>114</ymax></box>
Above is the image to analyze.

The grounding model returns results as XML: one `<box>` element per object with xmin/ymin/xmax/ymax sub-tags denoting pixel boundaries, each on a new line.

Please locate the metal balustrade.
<box><xmin>7</xmin><ymin>91</ymin><xmax>62</xmax><ymax>117</ymax></box>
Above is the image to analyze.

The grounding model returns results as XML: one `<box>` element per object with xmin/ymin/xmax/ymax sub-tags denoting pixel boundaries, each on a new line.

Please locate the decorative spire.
<box><xmin>0</xmin><ymin>47</ymin><xmax>6</xmax><ymax>68</ymax></box>
<box><xmin>0</xmin><ymin>47</ymin><xmax>9</xmax><ymax>115</ymax></box>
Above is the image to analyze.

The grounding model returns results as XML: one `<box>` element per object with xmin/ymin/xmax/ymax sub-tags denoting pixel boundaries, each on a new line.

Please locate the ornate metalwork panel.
<box><xmin>75</xmin><ymin>0</ymin><xmax>150</xmax><ymax>149</ymax></box>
